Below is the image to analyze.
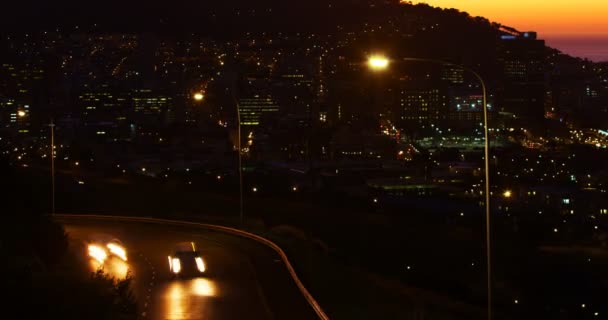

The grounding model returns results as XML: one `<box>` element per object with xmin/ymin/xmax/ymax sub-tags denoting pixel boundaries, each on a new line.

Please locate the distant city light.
<box><xmin>17</xmin><ymin>110</ymin><xmax>26</xmax><ymax>117</ymax></box>
<box><xmin>503</xmin><ymin>190</ymin><xmax>512</xmax><ymax>198</ymax></box>
<box><xmin>193</xmin><ymin>92</ymin><xmax>204</xmax><ymax>101</ymax></box>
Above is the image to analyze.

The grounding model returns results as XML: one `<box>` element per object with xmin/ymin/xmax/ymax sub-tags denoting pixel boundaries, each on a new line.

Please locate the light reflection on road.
<box><xmin>164</xmin><ymin>278</ymin><xmax>219</xmax><ymax>320</ymax></box>
<box><xmin>191</xmin><ymin>278</ymin><xmax>217</xmax><ymax>297</ymax></box>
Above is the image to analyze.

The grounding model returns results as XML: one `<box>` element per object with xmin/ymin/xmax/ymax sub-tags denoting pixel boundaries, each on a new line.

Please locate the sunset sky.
<box><xmin>411</xmin><ymin>0</ymin><xmax>608</xmax><ymax>36</ymax></box>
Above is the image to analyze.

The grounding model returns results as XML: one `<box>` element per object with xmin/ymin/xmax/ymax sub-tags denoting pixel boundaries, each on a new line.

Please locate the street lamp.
<box><xmin>368</xmin><ymin>55</ymin><xmax>390</xmax><ymax>71</ymax></box>
<box><xmin>367</xmin><ymin>55</ymin><xmax>493</xmax><ymax>320</ymax></box>
<box><xmin>192</xmin><ymin>89</ymin><xmax>243</xmax><ymax>225</ymax></box>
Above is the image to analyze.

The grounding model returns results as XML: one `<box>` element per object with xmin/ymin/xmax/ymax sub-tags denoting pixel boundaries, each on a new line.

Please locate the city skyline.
<box><xmin>411</xmin><ymin>0</ymin><xmax>608</xmax><ymax>36</ymax></box>
<box><xmin>2</xmin><ymin>2</ymin><xmax>607</xmax><ymax>320</ymax></box>
<box><xmin>412</xmin><ymin>0</ymin><xmax>608</xmax><ymax>61</ymax></box>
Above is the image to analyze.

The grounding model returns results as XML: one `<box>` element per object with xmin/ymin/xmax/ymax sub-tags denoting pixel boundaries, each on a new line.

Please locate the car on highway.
<box><xmin>168</xmin><ymin>242</ymin><xmax>206</xmax><ymax>278</ymax></box>
<box><xmin>87</xmin><ymin>234</ymin><xmax>128</xmax><ymax>263</ymax></box>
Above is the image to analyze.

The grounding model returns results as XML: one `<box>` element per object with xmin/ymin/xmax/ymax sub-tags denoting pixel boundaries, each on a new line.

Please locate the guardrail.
<box><xmin>55</xmin><ymin>214</ymin><xmax>330</xmax><ymax>320</ymax></box>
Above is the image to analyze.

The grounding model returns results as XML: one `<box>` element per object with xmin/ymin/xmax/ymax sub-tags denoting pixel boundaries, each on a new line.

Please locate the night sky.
<box><xmin>1</xmin><ymin>1</ymin><xmax>344</xmax><ymax>31</ymax></box>
<box><xmin>5</xmin><ymin>0</ymin><xmax>608</xmax><ymax>35</ymax></box>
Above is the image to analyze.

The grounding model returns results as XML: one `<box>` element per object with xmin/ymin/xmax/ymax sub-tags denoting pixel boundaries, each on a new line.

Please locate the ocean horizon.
<box><xmin>544</xmin><ymin>35</ymin><xmax>608</xmax><ymax>62</ymax></box>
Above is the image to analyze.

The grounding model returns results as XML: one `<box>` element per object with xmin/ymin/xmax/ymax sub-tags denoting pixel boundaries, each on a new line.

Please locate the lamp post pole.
<box><xmin>194</xmin><ymin>90</ymin><xmax>243</xmax><ymax>225</ymax></box>
<box><xmin>369</xmin><ymin>56</ymin><xmax>492</xmax><ymax>320</ymax></box>
<box><xmin>236</xmin><ymin>99</ymin><xmax>244</xmax><ymax>226</ymax></box>
<box><xmin>479</xmin><ymin>70</ymin><xmax>492</xmax><ymax>320</ymax></box>
<box><xmin>50</xmin><ymin>120</ymin><xmax>56</xmax><ymax>215</ymax></box>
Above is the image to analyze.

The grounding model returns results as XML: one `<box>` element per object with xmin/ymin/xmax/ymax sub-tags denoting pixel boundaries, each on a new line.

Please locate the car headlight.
<box><xmin>107</xmin><ymin>243</ymin><xmax>127</xmax><ymax>261</ymax></box>
<box><xmin>195</xmin><ymin>257</ymin><xmax>206</xmax><ymax>273</ymax></box>
<box><xmin>172</xmin><ymin>258</ymin><xmax>181</xmax><ymax>274</ymax></box>
<box><xmin>88</xmin><ymin>244</ymin><xmax>107</xmax><ymax>263</ymax></box>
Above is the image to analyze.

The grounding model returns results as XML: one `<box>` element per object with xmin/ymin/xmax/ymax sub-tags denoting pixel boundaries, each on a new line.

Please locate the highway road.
<box><xmin>60</xmin><ymin>217</ymin><xmax>321</xmax><ymax>320</ymax></box>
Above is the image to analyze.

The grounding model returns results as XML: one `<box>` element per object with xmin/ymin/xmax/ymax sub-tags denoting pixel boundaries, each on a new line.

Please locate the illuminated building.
<box><xmin>10</xmin><ymin>105</ymin><xmax>31</xmax><ymax>134</ymax></box>
<box><xmin>367</xmin><ymin>178</ymin><xmax>439</xmax><ymax>197</ymax></box>
<box><xmin>0</xmin><ymin>62</ymin><xmax>44</xmax><ymax>134</ymax></box>
<box><xmin>238</xmin><ymin>95</ymin><xmax>279</xmax><ymax>126</ymax></box>
<box><xmin>0</xmin><ymin>63</ymin><xmax>44</xmax><ymax>99</ymax></box>
<box><xmin>132</xmin><ymin>89</ymin><xmax>173</xmax><ymax>126</ymax></box>
<box><xmin>330</xmin><ymin>130</ymin><xmax>397</xmax><ymax>160</ymax></box>
<box><xmin>274</xmin><ymin>73</ymin><xmax>316</xmax><ymax>126</ymax></box>
<box><xmin>499</xmin><ymin>31</ymin><xmax>547</xmax><ymax>125</ymax></box>
<box><xmin>0</xmin><ymin>98</ymin><xmax>16</xmax><ymax>128</ymax></box>
<box><xmin>399</xmin><ymin>89</ymin><xmax>448</xmax><ymax>125</ymax></box>
<box><xmin>441</xmin><ymin>66</ymin><xmax>465</xmax><ymax>85</ymax></box>
<box><xmin>448</xmin><ymin>91</ymin><xmax>494</xmax><ymax>129</ymax></box>
<box><xmin>79</xmin><ymin>85</ymin><xmax>130</xmax><ymax>127</ymax></box>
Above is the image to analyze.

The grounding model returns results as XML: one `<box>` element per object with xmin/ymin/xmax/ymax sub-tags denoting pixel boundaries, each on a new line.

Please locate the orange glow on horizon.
<box><xmin>408</xmin><ymin>1</ymin><xmax>608</xmax><ymax>36</ymax></box>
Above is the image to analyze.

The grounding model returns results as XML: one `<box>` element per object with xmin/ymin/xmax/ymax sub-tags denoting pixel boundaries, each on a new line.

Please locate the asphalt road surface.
<box><xmin>60</xmin><ymin>217</ymin><xmax>320</xmax><ymax>320</ymax></box>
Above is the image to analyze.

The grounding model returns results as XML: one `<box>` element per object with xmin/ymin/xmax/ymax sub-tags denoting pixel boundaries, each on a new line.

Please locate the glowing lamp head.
<box><xmin>17</xmin><ymin>110</ymin><xmax>26</xmax><ymax>117</ymax></box>
<box><xmin>193</xmin><ymin>93</ymin><xmax>204</xmax><ymax>101</ymax></box>
<box><xmin>368</xmin><ymin>55</ymin><xmax>389</xmax><ymax>71</ymax></box>
<box><xmin>503</xmin><ymin>190</ymin><xmax>512</xmax><ymax>198</ymax></box>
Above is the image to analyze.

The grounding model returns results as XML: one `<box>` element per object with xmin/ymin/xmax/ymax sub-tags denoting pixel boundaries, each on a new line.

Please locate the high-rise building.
<box><xmin>498</xmin><ymin>31</ymin><xmax>547</xmax><ymax>125</ymax></box>
<box><xmin>271</xmin><ymin>73</ymin><xmax>316</xmax><ymax>127</ymax></box>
